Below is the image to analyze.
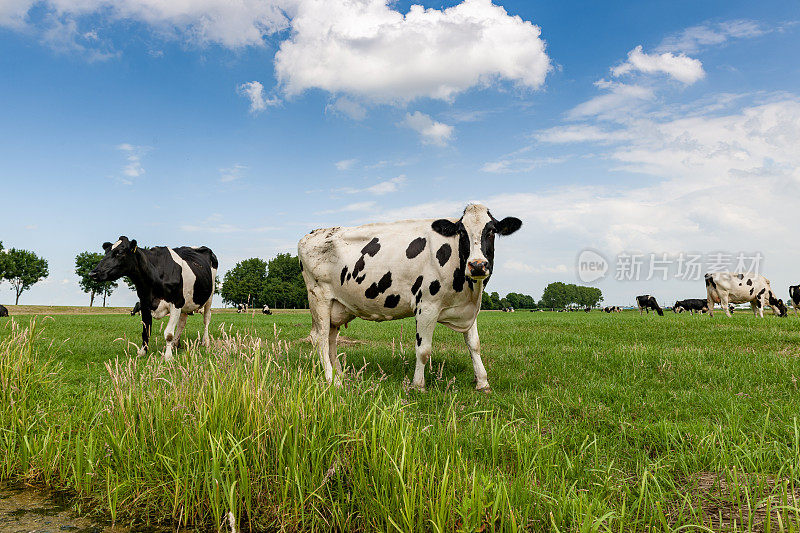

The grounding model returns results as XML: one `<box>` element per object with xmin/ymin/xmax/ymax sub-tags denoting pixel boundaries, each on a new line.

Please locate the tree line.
<box><xmin>220</xmin><ymin>254</ymin><xmax>308</xmax><ymax>309</ymax></box>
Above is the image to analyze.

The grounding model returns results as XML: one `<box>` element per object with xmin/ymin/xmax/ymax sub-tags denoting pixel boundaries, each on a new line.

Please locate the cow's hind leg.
<box><xmin>308</xmin><ymin>289</ymin><xmax>336</xmax><ymax>385</ymax></box>
<box><xmin>464</xmin><ymin>320</ymin><xmax>490</xmax><ymax>392</ymax></box>
<box><xmin>202</xmin><ymin>299</ymin><xmax>212</xmax><ymax>347</ymax></box>
<box><xmin>163</xmin><ymin>306</ymin><xmax>183</xmax><ymax>361</ymax></box>
<box><xmin>328</xmin><ymin>326</ymin><xmax>343</xmax><ymax>376</ymax></box>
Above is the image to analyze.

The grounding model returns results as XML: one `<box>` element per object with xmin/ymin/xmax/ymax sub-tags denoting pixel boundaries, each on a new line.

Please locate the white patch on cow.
<box><xmin>111</xmin><ymin>240</ymin><xmax>122</xmax><ymax>250</ymax></box>
<box><xmin>167</xmin><ymin>248</ymin><xmax>201</xmax><ymax>313</ymax></box>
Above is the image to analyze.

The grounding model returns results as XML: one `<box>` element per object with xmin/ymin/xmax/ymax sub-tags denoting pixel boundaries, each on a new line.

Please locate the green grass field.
<box><xmin>1</xmin><ymin>309</ymin><xmax>799</xmax><ymax>531</ymax></box>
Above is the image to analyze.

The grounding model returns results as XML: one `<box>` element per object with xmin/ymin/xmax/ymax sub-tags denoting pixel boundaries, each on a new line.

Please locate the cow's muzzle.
<box><xmin>89</xmin><ymin>268</ymin><xmax>105</xmax><ymax>282</ymax></box>
<box><xmin>467</xmin><ymin>259</ymin><xmax>490</xmax><ymax>279</ymax></box>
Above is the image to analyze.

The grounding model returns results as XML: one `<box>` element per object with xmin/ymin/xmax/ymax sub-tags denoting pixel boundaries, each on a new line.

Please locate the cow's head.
<box><xmin>89</xmin><ymin>236</ymin><xmax>138</xmax><ymax>282</ymax></box>
<box><xmin>431</xmin><ymin>203</ymin><xmax>521</xmax><ymax>281</ymax></box>
<box><xmin>673</xmin><ymin>302</ymin><xmax>683</xmax><ymax>313</ymax></box>
<box><xmin>768</xmin><ymin>291</ymin><xmax>788</xmax><ymax>317</ymax></box>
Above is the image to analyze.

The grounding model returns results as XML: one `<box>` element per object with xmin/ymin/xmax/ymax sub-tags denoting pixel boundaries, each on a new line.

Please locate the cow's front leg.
<box><xmin>464</xmin><ymin>320</ymin><xmax>490</xmax><ymax>392</ymax></box>
<box><xmin>163</xmin><ymin>306</ymin><xmax>182</xmax><ymax>361</ymax></box>
<box><xmin>412</xmin><ymin>312</ymin><xmax>436</xmax><ymax>391</ymax></box>
<box><xmin>173</xmin><ymin>312</ymin><xmax>188</xmax><ymax>350</ymax></box>
<box><xmin>139</xmin><ymin>306</ymin><xmax>151</xmax><ymax>356</ymax></box>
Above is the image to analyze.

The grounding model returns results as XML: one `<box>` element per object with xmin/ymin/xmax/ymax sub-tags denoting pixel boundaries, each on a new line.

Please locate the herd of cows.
<box><xmin>1</xmin><ymin>203</ymin><xmax>799</xmax><ymax>390</ymax></box>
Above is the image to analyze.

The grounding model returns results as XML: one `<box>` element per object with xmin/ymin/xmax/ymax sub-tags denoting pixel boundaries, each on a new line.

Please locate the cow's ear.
<box><xmin>102</xmin><ymin>242</ymin><xmax>112</xmax><ymax>251</ymax></box>
<box><xmin>495</xmin><ymin>217</ymin><xmax>522</xmax><ymax>236</ymax></box>
<box><xmin>432</xmin><ymin>219</ymin><xmax>459</xmax><ymax>237</ymax></box>
<box><xmin>130</xmin><ymin>239</ymin><xmax>137</xmax><ymax>252</ymax></box>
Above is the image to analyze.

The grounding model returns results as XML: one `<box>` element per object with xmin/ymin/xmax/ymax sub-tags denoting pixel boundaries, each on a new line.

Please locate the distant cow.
<box><xmin>673</xmin><ymin>298</ymin><xmax>708</xmax><ymax>315</ymax></box>
<box><xmin>636</xmin><ymin>295</ymin><xmax>663</xmax><ymax>316</ymax></box>
<box><xmin>90</xmin><ymin>236</ymin><xmax>218</xmax><ymax>359</ymax></box>
<box><xmin>262</xmin><ymin>305</ymin><xmax>272</xmax><ymax>315</ymax></box>
<box><xmin>584</xmin><ymin>307</ymin><xmax>591</xmax><ymax>312</ymax></box>
<box><xmin>0</xmin><ymin>305</ymin><xmax>8</xmax><ymax>317</ymax></box>
<box><xmin>131</xmin><ymin>302</ymin><xmax>141</xmax><ymax>316</ymax></box>
<box><xmin>298</xmin><ymin>202</ymin><xmax>521</xmax><ymax>392</ymax></box>
<box><xmin>236</xmin><ymin>303</ymin><xmax>246</xmax><ymax>313</ymax></box>
<box><xmin>603</xmin><ymin>306</ymin><xmax>622</xmax><ymax>313</ymax></box>
<box><xmin>790</xmin><ymin>285</ymin><xmax>800</xmax><ymax>316</ymax></box>
<box><xmin>705</xmin><ymin>272</ymin><xmax>787</xmax><ymax>317</ymax></box>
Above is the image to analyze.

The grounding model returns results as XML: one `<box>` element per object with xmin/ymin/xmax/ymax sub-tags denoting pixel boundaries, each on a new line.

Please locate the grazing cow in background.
<box><xmin>636</xmin><ymin>295</ymin><xmax>664</xmax><ymax>316</ymax></box>
<box><xmin>0</xmin><ymin>304</ymin><xmax>8</xmax><ymax>317</ymax></box>
<box><xmin>131</xmin><ymin>302</ymin><xmax>141</xmax><ymax>316</ymax></box>
<box><xmin>90</xmin><ymin>236</ymin><xmax>218</xmax><ymax>359</ymax></box>
<box><xmin>603</xmin><ymin>306</ymin><xmax>622</xmax><ymax>313</ymax></box>
<box><xmin>236</xmin><ymin>303</ymin><xmax>246</xmax><ymax>313</ymax></box>
<box><xmin>673</xmin><ymin>298</ymin><xmax>708</xmax><ymax>315</ymax></box>
<box><xmin>263</xmin><ymin>305</ymin><xmax>272</xmax><ymax>315</ymax></box>
<box><xmin>705</xmin><ymin>272</ymin><xmax>787</xmax><ymax>318</ymax></box>
<box><xmin>298</xmin><ymin>202</ymin><xmax>521</xmax><ymax>392</ymax></box>
<box><xmin>789</xmin><ymin>285</ymin><xmax>800</xmax><ymax>316</ymax></box>
<box><xmin>584</xmin><ymin>307</ymin><xmax>591</xmax><ymax>312</ymax></box>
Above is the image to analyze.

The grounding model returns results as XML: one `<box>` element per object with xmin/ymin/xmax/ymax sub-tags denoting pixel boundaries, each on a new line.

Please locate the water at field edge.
<box><xmin>0</xmin><ymin>483</ymin><xmax>137</xmax><ymax>533</ymax></box>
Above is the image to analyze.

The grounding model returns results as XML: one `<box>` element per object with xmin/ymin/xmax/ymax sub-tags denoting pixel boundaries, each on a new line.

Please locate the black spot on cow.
<box><xmin>416</xmin><ymin>333</ymin><xmax>422</xmax><ymax>346</ymax></box>
<box><xmin>384</xmin><ymin>294</ymin><xmax>400</xmax><ymax>308</ymax></box>
<box><xmin>466</xmin><ymin>278</ymin><xmax>474</xmax><ymax>291</ymax></box>
<box><xmin>405</xmin><ymin>237</ymin><xmax>426</xmax><ymax>259</ymax></box>
<box><xmin>750</xmin><ymin>287</ymin><xmax>754</xmax><ymax>295</ymax></box>
<box><xmin>705</xmin><ymin>274</ymin><xmax>717</xmax><ymax>289</ymax></box>
<box><xmin>746</xmin><ymin>279</ymin><xmax>752</xmax><ymax>286</ymax></box>
<box><xmin>429</xmin><ymin>280</ymin><xmax>441</xmax><ymax>295</ymax></box>
<box><xmin>365</xmin><ymin>271</ymin><xmax>393</xmax><ymax>299</ymax></box>
<box><xmin>411</xmin><ymin>275</ymin><xmax>423</xmax><ymax>294</ymax></box>
<box><xmin>352</xmin><ymin>256</ymin><xmax>366</xmax><ymax>278</ymax></box>
<box><xmin>436</xmin><ymin>244</ymin><xmax>452</xmax><ymax>267</ymax></box>
<box><xmin>340</xmin><ymin>266</ymin><xmax>348</xmax><ymax>285</ymax></box>
<box><xmin>453</xmin><ymin>267</ymin><xmax>465</xmax><ymax>292</ymax></box>
<box><xmin>737</xmin><ymin>273</ymin><xmax>744</xmax><ymax>280</ymax></box>
<box><xmin>347</xmin><ymin>273</ymin><xmax>352</xmax><ymax>281</ymax></box>
<box><xmin>361</xmin><ymin>238</ymin><xmax>381</xmax><ymax>257</ymax></box>
<box><xmin>416</xmin><ymin>291</ymin><xmax>422</xmax><ymax>304</ymax></box>
<box><xmin>355</xmin><ymin>275</ymin><xmax>366</xmax><ymax>284</ymax></box>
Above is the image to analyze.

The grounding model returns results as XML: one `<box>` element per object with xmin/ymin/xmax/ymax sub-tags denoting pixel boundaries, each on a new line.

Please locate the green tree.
<box><xmin>220</xmin><ymin>258</ymin><xmax>269</xmax><ymax>307</ymax></box>
<box><xmin>506</xmin><ymin>292</ymin><xmax>537</xmax><ymax>309</ymax></box>
<box><xmin>0</xmin><ymin>241</ymin><xmax>7</xmax><ymax>280</ymax></box>
<box><xmin>75</xmin><ymin>251</ymin><xmax>118</xmax><ymax>307</ymax></box>
<box><xmin>262</xmin><ymin>254</ymin><xmax>308</xmax><ymax>309</ymax></box>
<box><xmin>4</xmin><ymin>248</ymin><xmax>49</xmax><ymax>304</ymax></box>
<box><xmin>540</xmin><ymin>281</ymin><xmax>569</xmax><ymax>309</ymax></box>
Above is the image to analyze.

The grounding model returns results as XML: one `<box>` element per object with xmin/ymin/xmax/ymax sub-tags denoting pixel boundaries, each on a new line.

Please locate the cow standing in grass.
<box><xmin>636</xmin><ymin>295</ymin><xmax>663</xmax><ymax>316</ymax></box>
<box><xmin>789</xmin><ymin>285</ymin><xmax>800</xmax><ymax>316</ymax></box>
<box><xmin>705</xmin><ymin>272</ymin><xmax>787</xmax><ymax>318</ymax></box>
<box><xmin>298</xmin><ymin>203</ymin><xmax>521</xmax><ymax>392</ymax></box>
<box><xmin>673</xmin><ymin>299</ymin><xmax>708</xmax><ymax>315</ymax></box>
<box><xmin>90</xmin><ymin>236</ymin><xmax>217</xmax><ymax>359</ymax></box>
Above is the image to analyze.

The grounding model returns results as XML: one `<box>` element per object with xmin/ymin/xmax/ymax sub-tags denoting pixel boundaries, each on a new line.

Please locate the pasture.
<box><xmin>1</xmin><ymin>309</ymin><xmax>799</xmax><ymax>532</ymax></box>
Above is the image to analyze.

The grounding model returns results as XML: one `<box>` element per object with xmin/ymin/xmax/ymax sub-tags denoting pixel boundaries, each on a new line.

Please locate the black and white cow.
<box><xmin>236</xmin><ymin>303</ymin><xmax>247</xmax><ymax>313</ymax></box>
<box><xmin>298</xmin><ymin>203</ymin><xmax>521</xmax><ymax>392</ymax></box>
<box><xmin>89</xmin><ymin>236</ymin><xmax>218</xmax><ymax>359</ymax></box>
<box><xmin>0</xmin><ymin>304</ymin><xmax>8</xmax><ymax>317</ymax></box>
<box><xmin>262</xmin><ymin>305</ymin><xmax>272</xmax><ymax>315</ymax></box>
<box><xmin>673</xmin><ymin>298</ymin><xmax>708</xmax><ymax>315</ymax></box>
<box><xmin>705</xmin><ymin>272</ymin><xmax>787</xmax><ymax>317</ymax></box>
<box><xmin>789</xmin><ymin>285</ymin><xmax>800</xmax><ymax>317</ymax></box>
<box><xmin>636</xmin><ymin>295</ymin><xmax>663</xmax><ymax>316</ymax></box>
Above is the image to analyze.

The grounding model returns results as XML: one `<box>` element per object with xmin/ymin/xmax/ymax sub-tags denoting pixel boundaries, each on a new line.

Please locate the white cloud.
<box><xmin>481</xmin><ymin>156</ymin><xmax>567</xmax><ymax>173</ymax></box>
<box><xmin>0</xmin><ymin>0</ymin><xmax>290</xmax><ymax>48</ymax></box>
<box><xmin>567</xmin><ymin>80</ymin><xmax>654</xmax><ymax>120</ymax></box>
<box><xmin>535</xmin><ymin>124</ymin><xmax>633</xmax><ymax>144</ymax></box>
<box><xmin>657</xmin><ymin>20</ymin><xmax>767</xmax><ymax>54</ymax></box>
<box><xmin>335</xmin><ymin>175</ymin><xmax>407</xmax><ymax>195</ymax></box>
<box><xmin>504</xmin><ymin>260</ymin><xmax>568</xmax><ymax>274</ymax></box>
<box><xmin>326</xmin><ymin>97</ymin><xmax>368</xmax><ymax>120</ymax></box>
<box><xmin>219</xmin><ymin>164</ymin><xmax>246</xmax><ymax>183</ymax></box>
<box><xmin>335</xmin><ymin>158</ymin><xmax>358</xmax><ymax>171</ymax></box>
<box><xmin>611</xmin><ymin>45</ymin><xmax>705</xmax><ymax>85</ymax></box>
<box><xmin>116</xmin><ymin>143</ymin><xmax>146</xmax><ymax>182</ymax></box>
<box><xmin>400</xmin><ymin>111</ymin><xmax>453</xmax><ymax>146</ymax></box>
<box><xmin>237</xmin><ymin>81</ymin><xmax>278</xmax><ymax>114</ymax></box>
<box><xmin>275</xmin><ymin>0</ymin><xmax>551</xmax><ymax>102</ymax></box>
<box><xmin>318</xmin><ymin>201</ymin><xmax>377</xmax><ymax>215</ymax></box>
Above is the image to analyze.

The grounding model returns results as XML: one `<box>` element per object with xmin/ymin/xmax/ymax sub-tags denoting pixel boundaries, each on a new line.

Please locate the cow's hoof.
<box><xmin>137</xmin><ymin>347</ymin><xmax>146</xmax><ymax>357</ymax></box>
<box><xmin>410</xmin><ymin>384</ymin><xmax>426</xmax><ymax>393</ymax></box>
<box><xmin>164</xmin><ymin>352</ymin><xmax>174</xmax><ymax>362</ymax></box>
<box><xmin>476</xmin><ymin>385</ymin><xmax>492</xmax><ymax>394</ymax></box>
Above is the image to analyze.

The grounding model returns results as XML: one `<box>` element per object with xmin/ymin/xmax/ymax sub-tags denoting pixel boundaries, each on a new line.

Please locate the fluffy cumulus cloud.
<box><xmin>274</xmin><ymin>0</ymin><xmax>551</xmax><ymax>102</ymax></box>
<box><xmin>611</xmin><ymin>45</ymin><xmax>705</xmax><ymax>84</ymax></box>
<box><xmin>400</xmin><ymin>111</ymin><xmax>454</xmax><ymax>146</ymax></box>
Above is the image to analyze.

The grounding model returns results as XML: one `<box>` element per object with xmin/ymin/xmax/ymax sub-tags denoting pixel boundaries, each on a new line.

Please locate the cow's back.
<box><xmin>173</xmin><ymin>246</ymin><xmax>217</xmax><ymax>307</ymax></box>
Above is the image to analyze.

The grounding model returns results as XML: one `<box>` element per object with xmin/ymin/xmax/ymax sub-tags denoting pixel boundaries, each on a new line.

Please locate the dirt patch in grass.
<box><xmin>670</xmin><ymin>471</ymin><xmax>800</xmax><ymax>531</ymax></box>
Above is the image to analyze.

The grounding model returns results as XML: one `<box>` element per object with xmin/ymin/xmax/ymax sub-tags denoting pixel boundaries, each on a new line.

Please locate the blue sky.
<box><xmin>1</xmin><ymin>0</ymin><xmax>799</xmax><ymax>307</ymax></box>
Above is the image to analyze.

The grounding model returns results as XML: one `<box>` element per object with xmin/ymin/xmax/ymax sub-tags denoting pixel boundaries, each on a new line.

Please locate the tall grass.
<box><xmin>1</xmin><ymin>316</ymin><xmax>800</xmax><ymax>531</ymax></box>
